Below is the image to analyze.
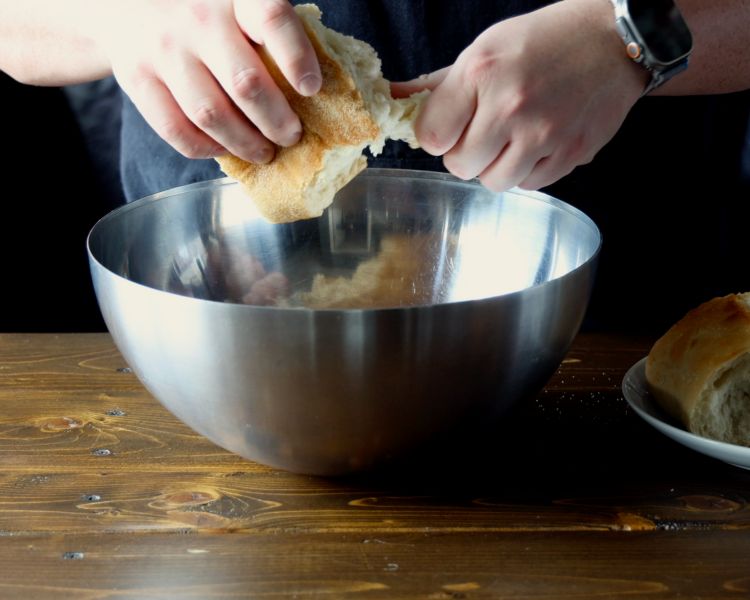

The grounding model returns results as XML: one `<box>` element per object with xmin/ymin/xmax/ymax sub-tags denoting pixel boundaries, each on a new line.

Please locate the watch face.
<box><xmin>628</xmin><ymin>0</ymin><xmax>693</xmax><ymax>64</ymax></box>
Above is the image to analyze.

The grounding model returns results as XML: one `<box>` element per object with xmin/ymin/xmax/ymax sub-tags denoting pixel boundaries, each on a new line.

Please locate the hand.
<box><xmin>98</xmin><ymin>0</ymin><xmax>321</xmax><ymax>163</ymax></box>
<box><xmin>208</xmin><ymin>247</ymin><xmax>289</xmax><ymax>305</ymax></box>
<box><xmin>393</xmin><ymin>0</ymin><xmax>648</xmax><ymax>191</ymax></box>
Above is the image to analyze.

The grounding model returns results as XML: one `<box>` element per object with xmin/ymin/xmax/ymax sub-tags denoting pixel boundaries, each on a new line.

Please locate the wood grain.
<box><xmin>0</xmin><ymin>531</ymin><xmax>749</xmax><ymax>599</ymax></box>
<box><xmin>0</xmin><ymin>334</ymin><xmax>249</xmax><ymax>472</ymax></box>
<box><xmin>1</xmin><ymin>466</ymin><xmax>749</xmax><ymax>535</ymax></box>
<box><xmin>0</xmin><ymin>333</ymin><xmax>654</xmax><ymax>474</ymax></box>
<box><xmin>3</xmin><ymin>333</ymin><xmax>750</xmax><ymax>597</ymax></box>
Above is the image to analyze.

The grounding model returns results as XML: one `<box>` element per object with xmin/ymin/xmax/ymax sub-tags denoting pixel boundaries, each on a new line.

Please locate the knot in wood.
<box><xmin>39</xmin><ymin>416</ymin><xmax>83</xmax><ymax>432</ymax></box>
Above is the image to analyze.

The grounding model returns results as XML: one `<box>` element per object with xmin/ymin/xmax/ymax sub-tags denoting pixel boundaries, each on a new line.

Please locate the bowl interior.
<box><xmin>89</xmin><ymin>170</ymin><xmax>600</xmax><ymax>310</ymax></box>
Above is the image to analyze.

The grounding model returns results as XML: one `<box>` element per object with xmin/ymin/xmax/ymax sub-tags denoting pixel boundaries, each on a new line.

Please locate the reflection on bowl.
<box><xmin>88</xmin><ymin>169</ymin><xmax>601</xmax><ymax>475</ymax></box>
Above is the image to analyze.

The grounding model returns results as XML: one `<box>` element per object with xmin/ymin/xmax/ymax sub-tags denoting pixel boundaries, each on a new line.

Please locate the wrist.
<box><xmin>584</xmin><ymin>0</ymin><xmax>651</xmax><ymax>97</ymax></box>
<box><xmin>85</xmin><ymin>1</ymin><xmax>132</xmax><ymax>72</ymax></box>
<box><xmin>0</xmin><ymin>1</ymin><xmax>113</xmax><ymax>85</ymax></box>
<box><xmin>607</xmin><ymin>0</ymin><xmax>693</xmax><ymax>96</ymax></box>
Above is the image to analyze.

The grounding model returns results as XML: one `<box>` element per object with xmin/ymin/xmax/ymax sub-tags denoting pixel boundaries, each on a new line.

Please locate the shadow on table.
<box><xmin>340</xmin><ymin>390</ymin><xmax>750</xmax><ymax>498</ymax></box>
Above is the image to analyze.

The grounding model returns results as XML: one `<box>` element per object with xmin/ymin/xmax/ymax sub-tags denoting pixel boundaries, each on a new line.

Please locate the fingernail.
<box><xmin>282</xmin><ymin>128</ymin><xmax>303</xmax><ymax>147</ymax></box>
<box><xmin>298</xmin><ymin>73</ymin><xmax>321</xmax><ymax>96</ymax></box>
<box><xmin>251</xmin><ymin>147</ymin><xmax>274</xmax><ymax>164</ymax></box>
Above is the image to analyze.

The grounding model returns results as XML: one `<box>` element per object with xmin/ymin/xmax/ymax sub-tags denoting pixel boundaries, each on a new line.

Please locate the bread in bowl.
<box><xmin>288</xmin><ymin>234</ymin><xmax>449</xmax><ymax>309</ymax></box>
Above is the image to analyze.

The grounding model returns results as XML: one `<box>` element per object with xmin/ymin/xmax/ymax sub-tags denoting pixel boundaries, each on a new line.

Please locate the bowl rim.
<box><xmin>87</xmin><ymin>168</ymin><xmax>602</xmax><ymax>313</ymax></box>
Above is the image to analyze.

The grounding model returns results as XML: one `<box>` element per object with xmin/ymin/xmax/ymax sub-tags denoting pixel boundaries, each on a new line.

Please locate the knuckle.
<box><xmin>568</xmin><ymin>133</ymin><xmax>596</xmax><ymax>165</ymax></box>
<box><xmin>188</xmin><ymin>0</ymin><xmax>212</xmax><ymax>26</ymax></box>
<box><xmin>191</xmin><ymin>102</ymin><xmax>224</xmax><ymax>130</ymax></box>
<box><xmin>157</xmin><ymin>122</ymin><xmax>204</xmax><ymax>158</ymax></box>
<box><xmin>232</xmin><ymin>68</ymin><xmax>265</xmax><ymax>100</ymax></box>
<box><xmin>259</xmin><ymin>0</ymin><xmax>294</xmax><ymax>32</ymax></box>
<box><xmin>158</xmin><ymin>32</ymin><xmax>176</xmax><ymax>53</ymax></box>
<box><xmin>569</xmin><ymin>133</ymin><xmax>587</xmax><ymax>156</ymax></box>
<box><xmin>536</xmin><ymin>119</ymin><xmax>560</xmax><ymax>147</ymax></box>
<box><xmin>157</xmin><ymin>119</ymin><xmax>185</xmax><ymax>144</ymax></box>
<box><xmin>128</xmin><ymin>63</ymin><xmax>154</xmax><ymax>90</ymax></box>
<box><xmin>463</xmin><ymin>50</ymin><xmax>498</xmax><ymax>88</ymax></box>
<box><xmin>503</xmin><ymin>87</ymin><xmax>532</xmax><ymax>119</ymax></box>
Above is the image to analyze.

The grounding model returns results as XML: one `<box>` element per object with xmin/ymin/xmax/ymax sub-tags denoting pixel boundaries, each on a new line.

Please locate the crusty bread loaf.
<box><xmin>646</xmin><ymin>292</ymin><xmax>750</xmax><ymax>446</ymax></box>
<box><xmin>216</xmin><ymin>4</ymin><xmax>426</xmax><ymax>224</ymax></box>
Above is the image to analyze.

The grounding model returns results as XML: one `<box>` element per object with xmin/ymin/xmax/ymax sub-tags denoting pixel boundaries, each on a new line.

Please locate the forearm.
<box><xmin>655</xmin><ymin>0</ymin><xmax>750</xmax><ymax>95</ymax></box>
<box><xmin>0</xmin><ymin>1</ymin><xmax>113</xmax><ymax>86</ymax></box>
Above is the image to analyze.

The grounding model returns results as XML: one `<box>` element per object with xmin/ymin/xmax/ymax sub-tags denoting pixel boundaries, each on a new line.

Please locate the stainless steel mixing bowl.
<box><xmin>88</xmin><ymin>169</ymin><xmax>601</xmax><ymax>475</ymax></box>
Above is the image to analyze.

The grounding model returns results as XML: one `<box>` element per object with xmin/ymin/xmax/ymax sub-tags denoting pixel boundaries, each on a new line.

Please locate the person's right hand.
<box><xmin>99</xmin><ymin>0</ymin><xmax>321</xmax><ymax>164</ymax></box>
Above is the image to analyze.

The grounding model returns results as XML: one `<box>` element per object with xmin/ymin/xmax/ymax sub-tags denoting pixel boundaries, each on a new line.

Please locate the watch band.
<box><xmin>643</xmin><ymin>59</ymin><xmax>689</xmax><ymax>96</ymax></box>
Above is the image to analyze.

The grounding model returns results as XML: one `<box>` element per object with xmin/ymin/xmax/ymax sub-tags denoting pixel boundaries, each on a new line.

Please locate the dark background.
<box><xmin>545</xmin><ymin>92</ymin><xmax>750</xmax><ymax>334</ymax></box>
<box><xmin>1</xmin><ymin>72</ymin><xmax>110</xmax><ymax>332</ymax></box>
<box><xmin>2</xmin><ymin>72</ymin><xmax>750</xmax><ymax>334</ymax></box>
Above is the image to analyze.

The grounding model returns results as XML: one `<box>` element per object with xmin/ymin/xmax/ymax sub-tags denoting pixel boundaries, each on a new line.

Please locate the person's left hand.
<box><xmin>392</xmin><ymin>0</ymin><xmax>649</xmax><ymax>191</ymax></box>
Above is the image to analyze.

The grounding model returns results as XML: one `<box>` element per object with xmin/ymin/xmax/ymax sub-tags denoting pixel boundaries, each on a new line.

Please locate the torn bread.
<box><xmin>646</xmin><ymin>292</ymin><xmax>750</xmax><ymax>446</ymax></box>
<box><xmin>216</xmin><ymin>3</ymin><xmax>426</xmax><ymax>223</ymax></box>
<box><xmin>287</xmin><ymin>235</ymin><xmax>450</xmax><ymax>309</ymax></box>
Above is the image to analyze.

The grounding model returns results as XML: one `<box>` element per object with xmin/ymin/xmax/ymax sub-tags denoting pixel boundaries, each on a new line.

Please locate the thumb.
<box><xmin>390</xmin><ymin>66</ymin><xmax>451</xmax><ymax>98</ymax></box>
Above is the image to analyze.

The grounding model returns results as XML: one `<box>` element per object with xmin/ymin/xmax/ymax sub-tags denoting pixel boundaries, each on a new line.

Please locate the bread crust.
<box><xmin>216</xmin><ymin>7</ymin><xmax>379</xmax><ymax>223</ymax></box>
<box><xmin>646</xmin><ymin>293</ymin><xmax>750</xmax><ymax>433</ymax></box>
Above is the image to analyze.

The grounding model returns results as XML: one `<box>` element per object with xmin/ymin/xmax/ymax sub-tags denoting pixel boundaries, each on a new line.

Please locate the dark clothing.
<box><xmin>64</xmin><ymin>78</ymin><xmax>125</xmax><ymax>209</ymax></box>
<box><xmin>117</xmin><ymin>1</ymin><xmax>750</xmax><ymax>334</ymax></box>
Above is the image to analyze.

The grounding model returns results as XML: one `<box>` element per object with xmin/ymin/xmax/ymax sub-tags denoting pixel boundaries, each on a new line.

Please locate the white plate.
<box><xmin>622</xmin><ymin>358</ymin><xmax>750</xmax><ymax>471</ymax></box>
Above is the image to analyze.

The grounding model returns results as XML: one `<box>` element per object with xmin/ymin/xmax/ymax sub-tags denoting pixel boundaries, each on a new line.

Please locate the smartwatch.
<box><xmin>610</xmin><ymin>0</ymin><xmax>693</xmax><ymax>95</ymax></box>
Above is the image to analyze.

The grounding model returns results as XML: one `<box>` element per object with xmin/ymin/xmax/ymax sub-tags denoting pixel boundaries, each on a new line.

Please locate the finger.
<box><xmin>414</xmin><ymin>67</ymin><xmax>477</xmax><ymax>156</ymax></box>
<box><xmin>160</xmin><ymin>52</ymin><xmax>275</xmax><ymax>164</ymax></box>
<box><xmin>390</xmin><ymin>66</ymin><xmax>450</xmax><ymax>98</ymax></box>
<box><xmin>441</xmin><ymin>103</ymin><xmax>510</xmax><ymax>181</ymax></box>
<box><xmin>244</xmin><ymin>272</ymin><xmax>289</xmax><ymax>306</ymax></box>
<box><xmin>519</xmin><ymin>132</ymin><xmax>601</xmax><ymax>189</ymax></box>
<box><xmin>118</xmin><ymin>67</ymin><xmax>224</xmax><ymax>159</ymax></box>
<box><xmin>518</xmin><ymin>155</ymin><xmax>559</xmax><ymax>190</ymax></box>
<box><xmin>199</xmin><ymin>27</ymin><xmax>302</xmax><ymax>147</ymax></box>
<box><xmin>235</xmin><ymin>0</ymin><xmax>321</xmax><ymax>96</ymax></box>
<box><xmin>518</xmin><ymin>154</ymin><xmax>578</xmax><ymax>190</ymax></box>
<box><xmin>477</xmin><ymin>142</ymin><xmax>541</xmax><ymax>193</ymax></box>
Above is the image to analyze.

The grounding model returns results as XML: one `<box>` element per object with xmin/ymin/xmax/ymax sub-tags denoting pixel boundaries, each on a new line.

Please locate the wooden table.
<box><xmin>1</xmin><ymin>333</ymin><xmax>749</xmax><ymax>599</ymax></box>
